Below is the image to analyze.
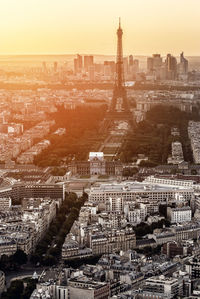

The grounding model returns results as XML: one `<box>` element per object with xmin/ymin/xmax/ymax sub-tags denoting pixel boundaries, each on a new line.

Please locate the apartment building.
<box><xmin>141</xmin><ymin>275</ymin><xmax>183</xmax><ymax>299</ymax></box>
<box><xmin>89</xmin><ymin>182</ymin><xmax>193</xmax><ymax>203</ymax></box>
<box><xmin>167</xmin><ymin>206</ymin><xmax>192</xmax><ymax>224</ymax></box>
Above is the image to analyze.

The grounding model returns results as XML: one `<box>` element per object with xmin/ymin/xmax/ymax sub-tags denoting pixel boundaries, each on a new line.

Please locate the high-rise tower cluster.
<box><xmin>147</xmin><ymin>52</ymin><xmax>188</xmax><ymax>81</ymax></box>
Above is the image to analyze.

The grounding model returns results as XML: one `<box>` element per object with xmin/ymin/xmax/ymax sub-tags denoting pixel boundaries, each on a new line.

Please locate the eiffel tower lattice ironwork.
<box><xmin>110</xmin><ymin>18</ymin><xmax>130</xmax><ymax>114</ymax></box>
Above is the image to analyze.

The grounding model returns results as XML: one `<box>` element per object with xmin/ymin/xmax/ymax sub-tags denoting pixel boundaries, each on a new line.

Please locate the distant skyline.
<box><xmin>1</xmin><ymin>0</ymin><xmax>200</xmax><ymax>56</ymax></box>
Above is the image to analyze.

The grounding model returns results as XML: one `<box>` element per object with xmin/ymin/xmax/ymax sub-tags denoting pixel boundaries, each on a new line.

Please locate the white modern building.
<box><xmin>107</xmin><ymin>197</ymin><xmax>124</xmax><ymax>212</ymax></box>
<box><xmin>167</xmin><ymin>206</ymin><xmax>192</xmax><ymax>224</ymax></box>
<box><xmin>142</xmin><ymin>275</ymin><xmax>183</xmax><ymax>299</ymax></box>
<box><xmin>188</xmin><ymin>121</ymin><xmax>200</xmax><ymax>164</ymax></box>
<box><xmin>89</xmin><ymin>182</ymin><xmax>193</xmax><ymax>203</ymax></box>
<box><xmin>167</xmin><ymin>141</ymin><xmax>184</xmax><ymax>165</ymax></box>
<box><xmin>144</xmin><ymin>176</ymin><xmax>194</xmax><ymax>188</ymax></box>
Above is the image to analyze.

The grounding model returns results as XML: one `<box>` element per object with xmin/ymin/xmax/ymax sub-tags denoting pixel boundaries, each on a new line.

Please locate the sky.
<box><xmin>0</xmin><ymin>0</ymin><xmax>200</xmax><ymax>56</ymax></box>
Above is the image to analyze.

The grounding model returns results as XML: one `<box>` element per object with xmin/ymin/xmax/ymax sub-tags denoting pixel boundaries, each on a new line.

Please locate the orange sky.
<box><xmin>1</xmin><ymin>0</ymin><xmax>200</xmax><ymax>55</ymax></box>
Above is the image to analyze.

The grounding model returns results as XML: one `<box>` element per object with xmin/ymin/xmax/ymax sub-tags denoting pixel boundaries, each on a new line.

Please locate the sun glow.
<box><xmin>0</xmin><ymin>0</ymin><xmax>200</xmax><ymax>55</ymax></box>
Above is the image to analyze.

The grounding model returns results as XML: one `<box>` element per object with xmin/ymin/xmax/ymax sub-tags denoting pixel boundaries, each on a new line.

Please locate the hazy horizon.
<box><xmin>1</xmin><ymin>0</ymin><xmax>200</xmax><ymax>56</ymax></box>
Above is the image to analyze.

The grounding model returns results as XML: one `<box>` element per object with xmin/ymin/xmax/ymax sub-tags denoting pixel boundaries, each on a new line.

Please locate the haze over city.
<box><xmin>1</xmin><ymin>0</ymin><xmax>200</xmax><ymax>55</ymax></box>
<box><xmin>3</xmin><ymin>1</ymin><xmax>200</xmax><ymax>299</ymax></box>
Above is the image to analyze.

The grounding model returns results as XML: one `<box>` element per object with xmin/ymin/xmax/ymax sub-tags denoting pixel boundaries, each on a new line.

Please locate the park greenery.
<box><xmin>1</xmin><ymin>278</ymin><xmax>37</xmax><ymax>299</ymax></box>
<box><xmin>135</xmin><ymin>245</ymin><xmax>162</xmax><ymax>256</ymax></box>
<box><xmin>50</xmin><ymin>167</ymin><xmax>67</xmax><ymax>176</ymax></box>
<box><xmin>33</xmin><ymin>103</ymin><xmax>200</xmax><ymax>168</ymax></box>
<box><xmin>30</xmin><ymin>192</ymin><xmax>88</xmax><ymax>266</ymax></box>
<box><xmin>133</xmin><ymin>219</ymin><xmax>170</xmax><ymax>238</ymax></box>
<box><xmin>34</xmin><ymin>105</ymin><xmax>107</xmax><ymax>167</ymax></box>
<box><xmin>0</xmin><ymin>249</ymin><xmax>27</xmax><ymax>272</ymax></box>
<box><xmin>133</xmin><ymin>81</ymin><xmax>200</xmax><ymax>91</ymax></box>
<box><xmin>122</xmin><ymin>167</ymin><xmax>139</xmax><ymax>177</ymax></box>
<box><xmin>119</xmin><ymin>105</ymin><xmax>200</xmax><ymax>165</ymax></box>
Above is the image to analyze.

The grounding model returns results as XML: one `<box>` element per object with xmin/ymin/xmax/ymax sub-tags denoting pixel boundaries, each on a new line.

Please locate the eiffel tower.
<box><xmin>100</xmin><ymin>20</ymin><xmax>133</xmax><ymax>134</ymax></box>
<box><xmin>108</xmin><ymin>19</ymin><xmax>132</xmax><ymax>120</ymax></box>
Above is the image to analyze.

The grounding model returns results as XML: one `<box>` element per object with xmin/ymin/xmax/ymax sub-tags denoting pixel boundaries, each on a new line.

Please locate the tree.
<box><xmin>139</xmin><ymin>160</ymin><xmax>158</xmax><ymax>168</ymax></box>
<box><xmin>43</xmin><ymin>254</ymin><xmax>57</xmax><ymax>266</ymax></box>
<box><xmin>122</xmin><ymin>167</ymin><xmax>138</xmax><ymax>177</ymax></box>
<box><xmin>30</xmin><ymin>193</ymin><xmax>86</xmax><ymax>266</ymax></box>
<box><xmin>1</xmin><ymin>280</ymin><xmax>24</xmax><ymax>299</ymax></box>
<box><xmin>30</xmin><ymin>253</ymin><xmax>41</xmax><ymax>264</ymax></box>
<box><xmin>34</xmin><ymin>105</ymin><xmax>107</xmax><ymax>167</ymax></box>
<box><xmin>12</xmin><ymin>249</ymin><xmax>27</xmax><ymax>266</ymax></box>
<box><xmin>119</xmin><ymin>105</ymin><xmax>200</xmax><ymax>165</ymax></box>
<box><xmin>21</xmin><ymin>279</ymin><xmax>37</xmax><ymax>299</ymax></box>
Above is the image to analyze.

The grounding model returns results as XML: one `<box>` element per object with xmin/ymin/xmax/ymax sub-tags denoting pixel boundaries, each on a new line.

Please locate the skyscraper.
<box><xmin>42</xmin><ymin>61</ymin><xmax>47</xmax><ymax>73</ymax></box>
<box><xmin>147</xmin><ymin>57</ymin><xmax>154</xmax><ymax>72</ymax></box>
<box><xmin>104</xmin><ymin>61</ymin><xmax>115</xmax><ymax>76</ymax></box>
<box><xmin>147</xmin><ymin>54</ymin><xmax>162</xmax><ymax>73</ymax></box>
<box><xmin>123</xmin><ymin>57</ymin><xmax>129</xmax><ymax>78</ymax></box>
<box><xmin>129</xmin><ymin>56</ymin><xmax>139</xmax><ymax>77</ymax></box>
<box><xmin>133</xmin><ymin>59</ymin><xmax>139</xmax><ymax>73</ymax></box>
<box><xmin>179</xmin><ymin>52</ymin><xmax>188</xmax><ymax>74</ymax></box>
<box><xmin>153</xmin><ymin>54</ymin><xmax>162</xmax><ymax>68</ymax></box>
<box><xmin>74</xmin><ymin>54</ymin><xmax>83</xmax><ymax>74</ymax></box>
<box><xmin>74</xmin><ymin>58</ymin><xmax>78</xmax><ymax>74</ymax></box>
<box><xmin>84</xmin><ymin>55</ymin><xmax>94</xmax><ymax>71</ymax></box>
<box><xmin>89</xmin><ymin>66</ymin><xmax>95</xmax><ymax>81</ymax></box>
<box><xmin>166</xmin><ymin>54</ymin><xmax>177</xmax><ymax>80</ymax></box>
<box><xmin>129</xmin><ymin>55</ymin><xmax>134</xmax><ymax>66</ymax></box>
<box><xmin>54</xmin><ymin>61</ymin><xmax>58</xmax><ymax>73</ymax></box>
<box><xmin>77</xmin><ymin>54</ymin><xmax>83</xmax><ymax>70</ymax></box>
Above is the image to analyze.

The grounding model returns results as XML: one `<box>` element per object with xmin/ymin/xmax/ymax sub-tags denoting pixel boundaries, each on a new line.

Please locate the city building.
<box><xmin>167</xmin><ymin>141</ymin><xmax>184</xmax><ymax>165</ymax></box>
<box><xmin>69</xmin><ymin>152</ymin><xmax>123</xmax><ymax>176</ymax></box>
<box><xmin>68</xmin><ymin>276</ymin><xmax>109</xmax><ymax>299</ymax></box>
<box><xmin>188</xmin><ymin>121</ymin><xmax>200</xmax><ymax>164</ymax></box>
<box><xmin>0</xmin><ymin>197</ymin><xmax>59</xmax><ymax>255</ymax></box>
<box><xmin>0</xmin><ymin>236</ymin><xmax>17</xmax><ymax>257</ymax></box>
<box><xmin>144</xmin><ymin>176</ymin><xmax>194</xmax><ymax>188</ymax></box>
<box><xmin>186</xmin><ymin>257</ymin><xmax>200</xmax><ymax>279</ymax></box>
<box><xmin>165</xmin><ymin>54</ymin><xmax>177</xmax><ymax>80</ymax></box>
<box><xmin>107</xmin><ymin>197</ymin><xmax>124</xmax><ymax>212</ymax></box>
<box><xmin>0</xmin><ymin>271</ymin><xmax>5</xmax><ymax>294</ymax></box>
<box><xmin>74</xmin><ymin>54</ymin><xmax>83</xmax><ymax>74</ymax></box>
<box><xmin>11</xmin><ymin>183</ymin><xmax>65</xmax><ymax>201</ymax></box>
<box><xmin>141</xmin><ymin>275</ymin><xmax>183</xmax><ymax>299</ymax></box>
<box><xmin>89</xmin><ymin>227</ymin><xmax>136</xmax><ymax>255</ymax></box>
<box><xmin>84</xmin><ymin>55</ymin><xmax>94</xmax><ymax>71</ymax></box>
<box><xmin>62</xmin><ymin>239</ymin><xmax>92</xmax><ymax>260</ymax></box>
<box><xmin>89</xmin><ymin>182</ymin><xmax>193</xmax><ymax>203</ymax></box>
<box><xmin>147</xmin><ymin>54</ymin><xmax>162</xmax><ymax>72</ymax></box>
<box><xmin>0</xmin><ymin>197</ymin><xmax>11</xmax><ymax>211</ymax></box>
<box><xmin>178</xmin><ymin>52</ymin><xmax>188</xmax><ymax>80</ymax></box>
<box><xmin>162</xmin><ymin>241</ymin><xmax>188</xmax><ymax>258</ymax></box>
<box><xmin>167</xmin><ymin>206</ymin><xmax>192</xmax><ymax>224</ymax></box>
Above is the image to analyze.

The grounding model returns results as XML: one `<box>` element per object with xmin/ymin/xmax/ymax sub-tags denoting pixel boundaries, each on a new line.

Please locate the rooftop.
<box><xmin>90</xmin><ymin>181</ymin><xmax>192</xmax><ymax>193</ymax></box>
